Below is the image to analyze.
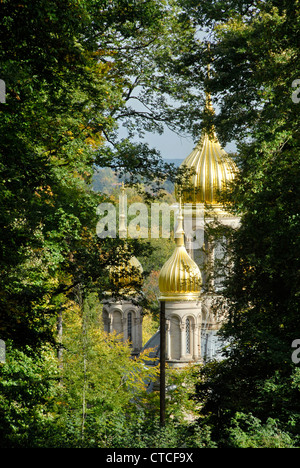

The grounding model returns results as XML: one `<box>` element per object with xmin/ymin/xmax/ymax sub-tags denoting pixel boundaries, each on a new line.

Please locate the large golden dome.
<box><xmin>159</xmin><ymin>203</ymin><xmax>202</xmax><ymax>301</ymax></box>
<box><xmin>175</xmin><ymin>131</ymin><xmax>237</xmax><ymax>205</ymax></box>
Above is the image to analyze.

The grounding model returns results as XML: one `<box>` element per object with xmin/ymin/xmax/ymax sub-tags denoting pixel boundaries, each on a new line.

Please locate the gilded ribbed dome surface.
<box><xmin>176</xmin><ymin>132</ymin><xmax>237</xmax><ymax>205</ymax></box>
<box><xmin>159</xmin><ymin>203</ymin><xmax>202</xmax><ymax>301</ymax></box>
<box><xmin>159</xmin><ymin>245</ymin><xmax>202</xmax><ymax>301</ymax></box>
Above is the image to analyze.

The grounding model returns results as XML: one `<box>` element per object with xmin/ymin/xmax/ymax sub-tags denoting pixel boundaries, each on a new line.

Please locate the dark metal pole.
<box><xmin>160</xmin><ymin>300</ymin><xmax>166</xmax><ymax>427</ymax></box>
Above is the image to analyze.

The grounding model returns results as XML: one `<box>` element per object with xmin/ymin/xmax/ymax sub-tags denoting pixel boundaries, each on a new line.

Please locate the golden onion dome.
<box><xmin>159</xmin><ymin>202</ymin><xmax>202</xmax><ymax>301</ymax></box>
<box><xmin>109</xmin><ymin>249</ymin><xmax>144</xmax><ymax>294</ymax></box>
<box><xmin>175</xmin><ymin>131</ymin><xmax>237</xmax><ymax>205</ymax></box>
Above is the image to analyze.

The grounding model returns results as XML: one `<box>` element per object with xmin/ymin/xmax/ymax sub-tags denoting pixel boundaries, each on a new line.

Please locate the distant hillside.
<box><xmin>92</xmin><ymin>159</ymin><xmax>183</xmax><ymax>195</ymax></box>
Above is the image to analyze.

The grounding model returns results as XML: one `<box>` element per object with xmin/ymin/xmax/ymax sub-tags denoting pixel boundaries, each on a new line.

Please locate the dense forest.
<box><xmin>0</xmin><ymin>0</ymin><xmax>299</xmax><ymax>448</ymax></box>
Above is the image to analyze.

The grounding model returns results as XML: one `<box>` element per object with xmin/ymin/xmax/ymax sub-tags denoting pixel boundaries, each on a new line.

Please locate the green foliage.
<box><xmin>164</xmin><ymin>365</ymin><xmax>200</xmax><ymax>423</ymax></box>
<box><xmin>176</xmin><ymin>0</ymin><xmax>300</xmax><ymax>447</ymax></box>
<box><xmin>0</xmin><ymin>0</ymin><xmax>201</xmax><ymax>448</ymax></box>
<box><xmin>0</xmin><ymin>343</ymin><xmax>59</xmax><ymax>448</ymax></box>
<box><xmin>228</xmin><ymin>413</ymin><xmax>295</xmax><ymax>448</ymax></box>
<box><xmin>2</xmin><ymin>0</ymin><xmax>300</xmax><ymax>449</ymax></box>
<box><xmin>58</xmin><ymin>292</ymin><xmax>159</xmax><ymax>441</ymax></box>
<box><xmin>0</xmin><ymin>0</ymin><xmax>198</xmax><ymax>349</ymax></box>
<box><xmin>104</xmin><ymin>417</ymin><xmax>216</xmax><ymax>449</ymax></box>
<box><xmin>0</xmin><ymin>292</ymin><xmax>214</xmax><ymax>449</ymax></box>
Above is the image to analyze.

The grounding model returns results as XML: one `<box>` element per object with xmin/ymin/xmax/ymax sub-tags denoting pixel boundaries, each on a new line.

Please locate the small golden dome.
<box><xmin>175</xmin><ymin>131</ymin><xmax>237</xmax><ymax>205</ymax></box>
<box><xmin>159</xmin><ymin>202</ymin><xmax>202</xmax><ymax>301</ymax></box>
<box><xmin>109</xmin><ymin>248</ymin><xmax>143</xmax><ymax>294</ymax></box>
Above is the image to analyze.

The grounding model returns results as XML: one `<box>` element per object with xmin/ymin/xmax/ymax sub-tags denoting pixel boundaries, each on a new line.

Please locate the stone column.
<box><xmin>192</xmin><ymin>323</ymin><xmax>198</xmax><ymax>360</ymax></box>
<box><xmin>166</xmin><ymin>319</ymin><xmax>171</xmax><ymax>360</ymax></box>
<box><xmin>180</xmin><ymin>322</ymin><xmax>186</xmax><ymax>361</ymax></box>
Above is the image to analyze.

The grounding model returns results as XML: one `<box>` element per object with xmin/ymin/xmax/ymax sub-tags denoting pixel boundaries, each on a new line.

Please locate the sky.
<box><xmin>118</xmin><ymin>82</ymin><xmax>237</xmax><ymax>161</ymax></box>
<box><xmin>118</xmin><ymin>119</ymin><xmax>237</xmax><ymax>162</ymax></box>
<box><xmin>144</xmin><ymin>127</ymin><xmax>195</xmax><ymax>161</ymax></box>
<box><xmin>116</xmin><ymin>28</ymin><xmax>238</xmax><ymax>160</ymax></box>
<box><xmin>140</xmin><ymin>126</ymin><xmax>237</xmax><ymax>161</ymax></box>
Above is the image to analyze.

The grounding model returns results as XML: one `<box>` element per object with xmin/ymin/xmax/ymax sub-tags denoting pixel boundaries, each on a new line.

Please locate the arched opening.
<box><xmin>127</xmin><ymin>311</ymin><xmax>133</xmax><ymax>343</ymax></box>
<box><xmin>112</xmin><ymin>310</ymin><xmax>123</xmax><ymax>336</ymax></box>
<box><xmin>186</xmin><ymin>318</ymin><xmax>191</xmax><ymax>354</ymax></box>
<box><xmin>102</xmin><ymin>309</ymin><xmax>110</xmax><ymax>333</ymax></box>
<box><xmin>170</xmin><ymin>316</ymin><xmax>181</xmax><ymax>360</ymax></box>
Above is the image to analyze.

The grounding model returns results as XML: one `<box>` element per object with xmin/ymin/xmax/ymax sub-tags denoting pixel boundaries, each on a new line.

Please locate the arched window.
<box><xmin>102</xmin><ymin>310</ymin><xmax>110</xmax><ymax>334</ymax></box>
<box><xmin>170</xmin><ymin>316</ymin><xmax>181</xmax><ymax>360</ymax></box>
<box><xmin>186</xmin><ymin>318</ymin><xmax>191</xmax><ymax>354</ymax></box>
<box><xmin>127</xmin><ymin>312</ymin><xmax>132</xmax><ymax>343</ymax></box>
<box><xmin>113</xmin><ymin>310</ymin><xmax>122</xmax><ymax>336</ymax></box>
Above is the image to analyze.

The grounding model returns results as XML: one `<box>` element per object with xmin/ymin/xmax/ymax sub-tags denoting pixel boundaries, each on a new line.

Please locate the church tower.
<box><xmin>158</xmin><ymin>199</ymin><xmax>203</xmax><ymax>368</ymax></box>
<box><xmin>142</xmin><ymin>93</ymin><xmax>240</xmax><ymax>366</ymax></box>
<box><xmin>102</xmin><ymin>184</ymin><xmax>143</xmax><ymax>357</ymax></box>
<box><xmin>173</xmin><ymin>93</ymin><xmax>240</xmax><ymax>360</ymax></box>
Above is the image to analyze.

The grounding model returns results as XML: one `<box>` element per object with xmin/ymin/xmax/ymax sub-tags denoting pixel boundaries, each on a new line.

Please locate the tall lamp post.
<box><xmin>160</xmin><ymin>300</ymin><xmax>166</xmax><ymax>427</ymax></box>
